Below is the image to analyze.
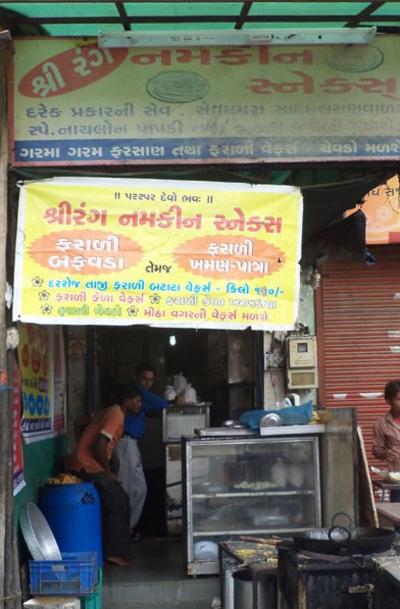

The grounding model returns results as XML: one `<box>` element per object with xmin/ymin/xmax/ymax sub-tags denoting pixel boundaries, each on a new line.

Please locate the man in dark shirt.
<box><xmin>114</xmin><ymin>363</ymin><xmax>169</xmax><ymax>534</ymax></box>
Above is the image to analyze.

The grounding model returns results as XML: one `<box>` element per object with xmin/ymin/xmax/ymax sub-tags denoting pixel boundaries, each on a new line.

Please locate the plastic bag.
<box><xmin>240</xmin><ymin>401</ymin><xmax>313</xmax><ymax>429</ymax></box>
<box><xmin>173</xmin><ymin>372</ymin><xmax>188</xmax><ymax>395</ymax></box>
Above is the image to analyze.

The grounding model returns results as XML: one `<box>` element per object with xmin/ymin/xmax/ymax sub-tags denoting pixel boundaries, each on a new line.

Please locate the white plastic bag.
<box><xmin>164</xmin><ymin>385</ymin><xmax>177</xmax><ymax>400</ymax></box>
<box><xmin>173</xmin><ymin>373</ymin><xmax>188</xmax><ymax>395</ymax></box>
<box><xmin>182</xmin><ymin>384</ymin><xmax>197</xmax><ymax>403</ymax></box>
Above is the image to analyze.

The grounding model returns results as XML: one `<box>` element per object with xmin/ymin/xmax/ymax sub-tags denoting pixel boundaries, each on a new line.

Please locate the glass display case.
<box><xmin>182</xmin><ymin>434</ymin><xmax>322</xmax><ymax>575</ymax></box>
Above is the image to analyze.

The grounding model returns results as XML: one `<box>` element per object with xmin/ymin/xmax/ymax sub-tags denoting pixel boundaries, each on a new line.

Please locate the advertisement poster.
<box><xmin>13</xmin><ymin>177</ymin><xmax>303</xmax><ymax>331</ymax></box>
<box><xmin>359</xmin><ymin>174</ymin><xmax>400</xmax><ymax>244</ymax></box>
<box><xmin>13</xmin><ymin>358</ymin><xmax>25</xmax><ymax>495</ymax></box>
<box><xmin>17</xmin><ymin>323</ymin><xmax>53</xmax><ymax>443</ymax></box>
<box><xmin>10</xmin><ymin>36</ymin><xmax>400</xmax><ymax>166</ymax></box>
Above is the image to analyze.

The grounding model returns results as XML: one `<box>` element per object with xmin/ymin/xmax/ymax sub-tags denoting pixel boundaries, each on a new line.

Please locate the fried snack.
<box><xmin>46</xmin><ymin>473</ymin><xmax>82</xmax><ymax>485</ymax></box>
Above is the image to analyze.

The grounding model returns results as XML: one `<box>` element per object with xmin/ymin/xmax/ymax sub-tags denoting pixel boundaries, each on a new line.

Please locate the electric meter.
<box><xmin>287</xmin><ymin>335</ymin><xmax>317</xmax><ymax>368</ymax></box>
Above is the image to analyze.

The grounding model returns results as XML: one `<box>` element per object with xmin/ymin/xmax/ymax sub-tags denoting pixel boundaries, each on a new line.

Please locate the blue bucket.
<box><xmin>40</xmin><ymin>482</ymin><xmax>103</xmax><ymax>568</ymax></box>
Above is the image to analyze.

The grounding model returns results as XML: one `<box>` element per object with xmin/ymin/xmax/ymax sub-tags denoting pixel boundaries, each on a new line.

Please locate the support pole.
<box><xmin>0</xmin><ymin>40</ymin><xmax>13</xmax><ymax>609</ymax></box>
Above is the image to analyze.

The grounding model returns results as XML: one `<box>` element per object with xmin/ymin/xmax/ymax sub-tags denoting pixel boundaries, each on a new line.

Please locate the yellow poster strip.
<box><xmin>13</xmin><ymin>178</ymin><xmax>303</xmax><ymax>330</ymax></box>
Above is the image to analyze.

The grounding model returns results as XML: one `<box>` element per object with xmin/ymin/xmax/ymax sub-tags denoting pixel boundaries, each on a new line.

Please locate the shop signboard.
<box><xmin>9</xmin><ymin>36</ymin><xmax>400</xmax><ymax>166</ymax></box>
<box><xmin>12</xmin><ymin>177</ymin><xmax>303</xmax><ymax>331</ymax></box>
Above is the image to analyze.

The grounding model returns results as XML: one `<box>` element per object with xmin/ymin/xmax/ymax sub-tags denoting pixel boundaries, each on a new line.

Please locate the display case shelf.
<box><xmin>192</xmin><ymin>490</ymin><xmax>317</xmax><ymax>499</ymax></box>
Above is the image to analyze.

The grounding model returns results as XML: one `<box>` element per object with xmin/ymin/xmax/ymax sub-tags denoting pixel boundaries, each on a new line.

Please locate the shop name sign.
<box><xmin>13</xmin><ymin>178</ymin><xmax>303</xmax><ymax>330</ymax></box>
<box><xmin>10</xmin><ymin>36</ymin><xmax>400</xmax><ymax>166</ymax></box>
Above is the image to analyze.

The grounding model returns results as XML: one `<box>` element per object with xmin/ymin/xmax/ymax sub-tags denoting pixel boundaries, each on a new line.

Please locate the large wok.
<box><xmin>292</xmin><ymin>512</ymin><xmax>395</xmax><ymax>556</ymax></box>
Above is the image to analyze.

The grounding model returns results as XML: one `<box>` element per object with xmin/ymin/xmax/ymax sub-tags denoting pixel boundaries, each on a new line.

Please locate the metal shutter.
<box><xmin>316</xmin><ymin>246</ymin><xmax>400</xmax><ymax>468</ymax></box>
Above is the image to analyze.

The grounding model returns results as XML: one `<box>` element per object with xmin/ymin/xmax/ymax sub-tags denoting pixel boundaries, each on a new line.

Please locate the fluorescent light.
<box><xmin>98</xmin><ymin>27</ymin><xmax>376</xmax><ymax>48</ymax></box>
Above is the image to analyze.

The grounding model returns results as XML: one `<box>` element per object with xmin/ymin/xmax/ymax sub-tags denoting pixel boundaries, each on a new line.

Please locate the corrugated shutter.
<box><xmin>316</xmin><ymin>245</ymin><xmax>400</xmax><ymax>468</ymax></box>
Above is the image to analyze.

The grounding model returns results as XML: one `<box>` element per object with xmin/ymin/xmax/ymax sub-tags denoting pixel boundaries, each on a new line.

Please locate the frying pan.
<box><xmin>292</xmin><ymin>512</ymin><xmax>395</xmax><ymax>556</ymax></box>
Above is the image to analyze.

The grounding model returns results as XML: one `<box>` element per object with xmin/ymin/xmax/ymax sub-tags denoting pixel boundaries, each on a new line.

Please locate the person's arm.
<box><xmin>93</xmin><ymin>434</ymin><xmax>116</xmax><ymax>478</ymax></box>
<box><xmin>141</xmin><ymin>385</ymin><xmax>169</xmax><ymax>411</ymax></box>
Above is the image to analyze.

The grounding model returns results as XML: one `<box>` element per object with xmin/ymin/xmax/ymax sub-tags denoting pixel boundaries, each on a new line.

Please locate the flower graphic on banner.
<box><xmin>32</xmin><ymin>276</ymin><xmax>43</xmax><ymax>288</ymax></box>
<box><xmin>127</xmin><ymin>306</ymin><xmax>139</xmax><ymax>317</ymax></box>
<box><xmin>39</xmin><ymin>290</ymin><xmax>50</xmax><ymax>301</ymax></box>
<box><xmin>150</xmin><ymin>294</ymin><xmax>161</xmax><ymax>305</ymax></box>
<box><xmin>41</xmin><ymin>304</ymin><xmax>53</xmax><ymax>315</ymax></box>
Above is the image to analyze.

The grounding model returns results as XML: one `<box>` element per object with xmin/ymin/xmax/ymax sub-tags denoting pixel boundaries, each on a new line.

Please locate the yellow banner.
<box><xmin>10</xmin><ymin>36</ymin><xmax>400</xmax><ymax>165</ymax></box>
<box><xmin>13</xmin><ymin>178</ymin><xmax>302</xmax><ymax>330</ymax></box>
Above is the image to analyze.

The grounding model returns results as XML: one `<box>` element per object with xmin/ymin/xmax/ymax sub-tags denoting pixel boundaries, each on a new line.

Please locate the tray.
<box><xmin>259</xmin><ymin>424</ymin><xmax>325</xmax><ymax>436</ymax></box>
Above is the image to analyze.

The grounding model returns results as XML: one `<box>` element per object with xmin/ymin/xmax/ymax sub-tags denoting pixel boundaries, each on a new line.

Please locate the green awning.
<box><xmin>1</xmin><ymin>1</ymin><xmax>400</xmax><ymax>38</ymax></box>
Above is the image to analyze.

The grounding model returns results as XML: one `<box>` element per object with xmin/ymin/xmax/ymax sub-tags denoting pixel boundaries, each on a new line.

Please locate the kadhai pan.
<box><xmin>292</xmin><ymin>512</ymin><xmax>395</xmax><ymax>556</ymax></box>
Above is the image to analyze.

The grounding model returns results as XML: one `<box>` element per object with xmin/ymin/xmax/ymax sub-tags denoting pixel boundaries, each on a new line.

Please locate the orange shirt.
<box><xmin>69</xmin><ymin>404</ymin><xmax>124</xmax><ymax>473</ymax></box>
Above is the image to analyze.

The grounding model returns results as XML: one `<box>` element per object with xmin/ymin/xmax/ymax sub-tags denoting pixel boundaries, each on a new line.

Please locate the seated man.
<box><xmin>67</xmin><ymin>385</ymin><xmax>142</xmax><ymax>566</ymax></box>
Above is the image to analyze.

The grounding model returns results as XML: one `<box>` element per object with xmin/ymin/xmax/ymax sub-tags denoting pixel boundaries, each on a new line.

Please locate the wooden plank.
<box><xmin>357</xmin><ymin>426</ymin><xmax>379</xmax><ymax>527</ymax></box>
<box><xmin>376</xmin><ymin>503</ymin><xmax>400</xmax><ymax>528</ymax></box>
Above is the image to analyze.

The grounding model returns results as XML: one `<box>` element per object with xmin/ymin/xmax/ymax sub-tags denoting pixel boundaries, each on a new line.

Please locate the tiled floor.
<box><xmin>102</xmin><ymin>537</ymin><xmax>220</xmax><ymax>608</ymax></box>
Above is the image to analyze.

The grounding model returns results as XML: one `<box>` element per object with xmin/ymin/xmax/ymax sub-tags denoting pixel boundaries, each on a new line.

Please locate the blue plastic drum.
<box><xmin>40</xmin><ymin>482</ymin><xmax>103</xmax><ymax>568</ymax></box>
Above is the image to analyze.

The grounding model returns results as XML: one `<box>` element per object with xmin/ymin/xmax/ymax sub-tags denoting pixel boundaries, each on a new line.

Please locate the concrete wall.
<box><xmin>263</xmin><ymin>282</ymin><xmax>317</xmax><ymax>408</ymax></box>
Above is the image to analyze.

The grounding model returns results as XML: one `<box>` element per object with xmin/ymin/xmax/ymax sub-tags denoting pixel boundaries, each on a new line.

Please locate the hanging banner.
<box><xmin>17</xmin><ymin>323</ymin><xmax>54</xmax><ymax>443</ymax></box>
<box><xmin>360</xmin><ymin>174</ymin><xmax>400</xmax><ymax>244</ymax></box>
<box><xmin>13</xmin><ymin>177</ymin><xmax>303</xmax><ymax>330</ymax></box>
<box><xmin>13</xmin><ymin>358</ymin><xmax>25</xmax><ymax>495</ymax></box>
<box><xmin>9</xmin><ymin>36</ymin><xmax>400</xmax><ymax>166</ymax></box>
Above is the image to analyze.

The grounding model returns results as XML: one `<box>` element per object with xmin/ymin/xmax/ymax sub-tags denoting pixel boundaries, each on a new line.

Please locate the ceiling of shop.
<box><xmin>1</xmin><ymin>1</ymin><xmax>400</xmax><ymax>37</ymax></box>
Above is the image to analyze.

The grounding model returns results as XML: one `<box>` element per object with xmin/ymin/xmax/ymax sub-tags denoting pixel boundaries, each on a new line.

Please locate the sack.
<box><xmin>173</xmin><ymin>373</ymin><xmax>188</xmax><ymax>395</ymax></box>
<box><xmin>240</xmin><ymin>401</ymin><xmax>313</xmax><ymax>429</ymax></box>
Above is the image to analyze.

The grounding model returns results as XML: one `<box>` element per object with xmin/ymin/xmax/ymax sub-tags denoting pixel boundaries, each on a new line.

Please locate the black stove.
<box><xmin>278</xmin><ymin>542</ymin><xmax>400</xmax><ymax>609</ymax></box>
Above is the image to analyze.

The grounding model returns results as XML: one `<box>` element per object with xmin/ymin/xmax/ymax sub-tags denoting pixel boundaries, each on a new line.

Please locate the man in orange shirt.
<box><xmin>373</xmin><ymin>379</ymin><xmax>400</xmax><ymax>502</ymax></box>
<box><xmin>68</xmin><ymin>385</ymin><xmax>142</xmax><ymax>566</ymax></box>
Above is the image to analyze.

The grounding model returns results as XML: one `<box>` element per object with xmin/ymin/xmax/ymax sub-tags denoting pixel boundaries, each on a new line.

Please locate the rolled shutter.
<box><xmin>316</xmin><ymin>245</ymin><xmax>400</xmax><ymax>467</ymax></box>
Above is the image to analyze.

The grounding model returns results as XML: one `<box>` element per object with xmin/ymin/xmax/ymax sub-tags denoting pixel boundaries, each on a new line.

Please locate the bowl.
<box><xmin>221</xmin><ymin>420</ymin><xmax>239</xmax><ymax>427</ymax></box>
<box><xmin>193</xmin><ymin>541</ymin><xmax>219</xmax><ymax>560</ymax></box>
<box><xmin>19</xmin><ymin>502</ymin><xmax>62</xmax><ymax>561</ymax></box>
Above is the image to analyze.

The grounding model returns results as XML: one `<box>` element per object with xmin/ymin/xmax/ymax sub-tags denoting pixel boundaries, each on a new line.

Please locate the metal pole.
<box><xmin>0</xmin><ymin>40</ymin><xmax>11</xmax><ymax>609</ymax></box>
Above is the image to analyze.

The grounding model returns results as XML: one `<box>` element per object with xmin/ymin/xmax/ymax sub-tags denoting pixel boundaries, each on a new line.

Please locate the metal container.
<box><xmin>233</xmin><ymin>568</ymin><xmax>277</xmax><ymax>609</ymax></box>
<box><xmin>260</xmin><ymin>413</ymin><xmax>282</xmax><ymax>427</ymax></box>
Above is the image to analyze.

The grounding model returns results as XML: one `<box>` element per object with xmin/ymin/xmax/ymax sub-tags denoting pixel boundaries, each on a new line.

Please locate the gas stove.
<box><xmin>278</xmin><ymin>542</ymin><xmax>400</xmax><ymax>609</ymax></box>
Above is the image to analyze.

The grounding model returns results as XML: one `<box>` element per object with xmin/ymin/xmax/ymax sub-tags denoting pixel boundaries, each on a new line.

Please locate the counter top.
<box><xmin>373</xmin><ymin>553</ymin><xmax>400</xmax><ymax>587</ymax></box>
<box><xmin>219</xmin><ymin>540</ymin><xmax>278</xmax><ymax>574</ymax></box>
<box><xmin>376</xmin><ymin>502</ymin><xmax>400</xmax><ymax>526</ymax></box>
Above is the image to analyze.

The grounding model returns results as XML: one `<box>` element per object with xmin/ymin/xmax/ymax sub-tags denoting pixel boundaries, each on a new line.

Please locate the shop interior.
<box><xmin>92</xmin><ymin>325</ymin><xmax>262</xmax><ymax>538</ymax></box>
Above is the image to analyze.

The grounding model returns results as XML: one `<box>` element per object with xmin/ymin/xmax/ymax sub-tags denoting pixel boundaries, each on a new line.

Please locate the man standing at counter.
<box><xmin>114</xmin><ymin>363</ymin><xmax>169</xmax><ymax>536</ymax></box>
<box><xmin>373</xmin><ymin>379</ymin><xmax>400</xmax><ymax>502</ymax></box>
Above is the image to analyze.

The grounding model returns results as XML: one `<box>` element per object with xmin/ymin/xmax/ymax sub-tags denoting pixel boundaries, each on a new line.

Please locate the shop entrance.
<box><xmin>94</xmin><ymin>326</ymin><xmax>259</xmax><ymax>537</ymax></box>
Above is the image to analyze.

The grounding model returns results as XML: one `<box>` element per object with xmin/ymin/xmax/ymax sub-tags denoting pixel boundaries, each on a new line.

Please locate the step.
<box><xmin>109</xmin><ymin>602</ymin><xmax>220</xmax><ymax>609</ymax></box>
<box><xmin>102</xmin><ymin>538</ymin><xmax>220</xmax><ymax>608</ymax></box>
<box><xmin>103</xmin><ymin>577</ymin><xmax>220</xmax><ymax>606</ymax></box>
